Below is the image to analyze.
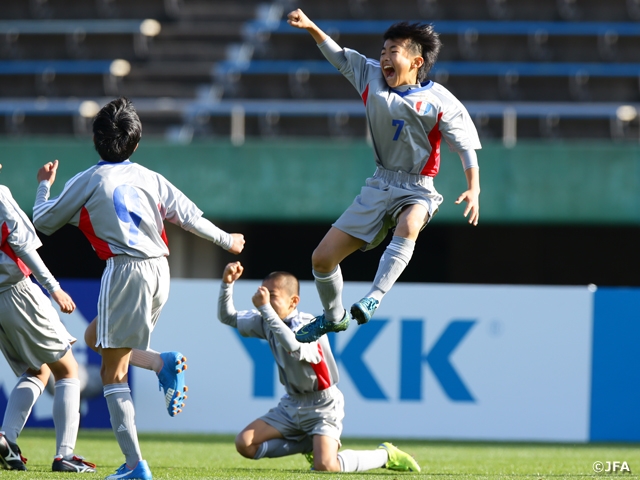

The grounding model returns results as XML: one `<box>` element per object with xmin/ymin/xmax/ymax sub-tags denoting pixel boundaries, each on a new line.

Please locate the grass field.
<box><xmin>7</xmin><ymin>429</ymin><xmax>639</xmax><ymax>479</ymax></box>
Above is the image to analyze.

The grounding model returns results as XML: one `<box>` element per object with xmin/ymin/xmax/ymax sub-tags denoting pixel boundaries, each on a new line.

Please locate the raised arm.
<box><xmin>252</xmin><ymin>286</ymin><xmax>322</xmax><ymax>364</ymax></box>
<box><xmin>218</xmin><ymin>262</ymin><xmax>244</xmax><ymax>327</ymax></box>
<box><xmin>287</xmin><ymin>9</ymin><xmax>347</xmax><ymax>71</ymax></box>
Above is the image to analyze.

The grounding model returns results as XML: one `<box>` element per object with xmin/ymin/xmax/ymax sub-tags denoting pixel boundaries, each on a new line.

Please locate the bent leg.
<box><xmin>0</xmin><ymin>368</ymin><xmax>48</xmax><ymax>443</ymax></box>
<box><xmin>311</xmin><ymin>228</ymin><xmax>365</xmax><ymax>323</ymax></box>
<box><xmin>312</xmin><ymin>434</ymin><xmax>341</xmax><ymax>472</ymax></box>
<box><xmin>235</xmin><ymin>419</ymin><xmax>282</xmax><ymax>459</ymax></box>
<box><xmin>364</xmin><ymin>204</ymin><xmax>427</xmax><ymax>302</ymax></box>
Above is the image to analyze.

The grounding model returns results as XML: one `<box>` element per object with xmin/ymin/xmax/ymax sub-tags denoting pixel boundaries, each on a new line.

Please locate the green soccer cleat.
<box><xmin>379</xmin><ymin>442</ymin><xmax>421</xmax><ymax>472</ymax></box>
<box><xmin>303</xmin><ymin>452</ymin><xmax>314</xmax><ymax>470</ymax></box>
<box><xmin>295</xmin><ymin>310</ymin><xmax>351</xmax><ymax>343</ymax></box>
<box><xmin>350</xmin><ymin>297</ymin><xmax>379</xmax><ymax>325</ymax></box>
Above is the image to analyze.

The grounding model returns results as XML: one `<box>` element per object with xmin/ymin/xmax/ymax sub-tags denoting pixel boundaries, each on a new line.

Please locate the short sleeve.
<box><xmin>439</xmin><ymin>100</ymin><xmax>482</xmax><ymax>152</ymax></box>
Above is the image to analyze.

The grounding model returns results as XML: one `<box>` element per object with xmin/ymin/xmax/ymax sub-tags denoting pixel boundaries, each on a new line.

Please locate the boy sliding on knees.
<box><xmin>0</xmin><ymin>165</ymin><xmax>95</xmax><ymax>473</ymax></box>
<box><xmin>287</xmin><ymin>10</ymin><xmax>481</xmax><ymax>343</ymax></box>
<box><xmin>84</xmin><ymin>318</ymin><xmax>188</xmax><ymax>417</ymax></box>
<box><xmin>218</xmin><ymin>261</ymin><xmax>420</xmax><ymax>473</ymax></box>
<box><xmin>32</xmin><ymin>97</ymin><xmax>245</xmax><ymax>480</ymax></box>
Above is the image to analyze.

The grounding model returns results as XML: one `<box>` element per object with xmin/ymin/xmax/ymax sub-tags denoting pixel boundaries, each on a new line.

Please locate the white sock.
<box><xmin>338</xmin><ymin>448</ymin><xmax>388</xmax><ymax>472</ymax></box>
<box><xmin>129</xmin><ymin>349</ymin><xmax>163</xmax><ymax>373</ymax></box>
<box><xmin>1</xmin><ymin>375</ymin><xmax>44</xmax><ymax>443</ymax></box>
<box><xmin>366</xmin><ymin>236</ymin><xmax>415</xmax><ymax>301</ymax></box>
<box><xmin>53</xmin><ymin>378</ymin><xmax>80</xmax><ymax>457</ymax></box>
<box><xmin>104</xmin><ymin>384</ymin><xmax>142</xmax><ymax>467</ymax></box>
<box><xmin>313</xmin><ymin>266</ymin><xmax>345</xmax><ymax>323</ymax></box>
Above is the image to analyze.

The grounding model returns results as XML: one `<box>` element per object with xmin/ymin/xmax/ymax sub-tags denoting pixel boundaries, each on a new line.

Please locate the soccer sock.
<box><xmin>337</xmin><ymin>449</ymin><xmax>389</xmax><ymax>472</ymax></box>
<box><xmin>1</xmin><ymin>375</ymin><xmax>44</xmax><ymax>443</ymax></box>
<box><xmin>366</xmin><ymin>236</ymin><xmax>415</xmax><ymax>301</ymax></box>
<box><xmin>129</xmin><ymin>349</ymin><xmax>163</xmax><ymax>373</ymax></box>
<box><xmin>254</xmin><ymin>437</ymin><xmax>313</xmax><ymax>459</ymax></box>
<box><xmin>53</xmin><ymin>378</ymin><xmax>80</xmax><ymax>457</ymax></box>
<box><xmin>104</xmin><ymin>384</ymin><xmax>142</xmax><ymax>467</ymax></box>
<box><xmin>313</xmin><ymin>266</ymin><xmax>345</xmax><ymax>323</ymax></box>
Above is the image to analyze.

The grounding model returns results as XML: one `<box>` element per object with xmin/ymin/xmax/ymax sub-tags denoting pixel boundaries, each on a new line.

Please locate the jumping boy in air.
<box><xmin>0</xmin><ymin>165</ymin><xmax>95</xmax><ymax>473</ymax></box>
<box><xmin>218</xmin><ymin>261</ymin><xmax>420</xmax><ymax>473</ymax></box>
<box><xmin>287</xmin><ymin>10</ymin><xmax>481</xmax><ymax>342</ymax></box>
<box><xmin>32</xmin><ymin>97</ymin><xmax>245</xmax><ymax>480</ymax></box>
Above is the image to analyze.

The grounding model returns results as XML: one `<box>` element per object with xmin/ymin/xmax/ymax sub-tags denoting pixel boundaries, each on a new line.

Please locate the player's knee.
<box><xmin>314</xmin><ymin>458</ymin><xmax>340</xmax><ymax>472</ymax></box>
<box><xmin>234</xmin><ymin>433</ymin><xmax>254</xmax><ymax>459</ymax></box>
<box><xmin>311</xmin><ymin>247</ymin><xmax>335</xmax><ymax>273</ymax></box>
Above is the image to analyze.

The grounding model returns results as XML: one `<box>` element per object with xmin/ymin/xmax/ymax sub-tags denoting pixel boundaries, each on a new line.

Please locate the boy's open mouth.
<box><xmin>383</xmin><ymin>65</ymin><xmax>396</xmax><ymax>79</ymax></box>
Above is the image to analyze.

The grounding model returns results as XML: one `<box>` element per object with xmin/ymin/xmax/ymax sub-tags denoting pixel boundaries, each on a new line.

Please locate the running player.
<box><xmin>287</xmin><ymin>10</ymin><xmax>481</xmax><ymax>343</ymax></box>
<box><xmin>84</xmin><ymin>318</ymin><xmax>189</xmax><ymax>418</ymax></box>
<box><xmin>0</xmin><ymin>165</ymin><xmax>95</xmax><ymax>473</ymax></box>
<box><xmin>218</xmin><ymin>261</ymin><xmax>420</xmax><ymax>473</ymax></box>
<box><xmin>32</xmin><ymin>97</ymin><xmax>245</xmax><ymax>480</ymax></box>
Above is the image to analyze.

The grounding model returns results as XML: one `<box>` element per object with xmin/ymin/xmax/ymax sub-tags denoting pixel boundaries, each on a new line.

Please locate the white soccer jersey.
<box><xmin>339</xmin><ymin>47</ymin><xmax>481</xmax><ymax>176</ymax></box>
<box><xmin>33</xmin><ymin>160</ymin><xmax>203</xmax><ymax>259</ymax></box>
<box><xmin>236</xmin><ymin>308</ymin><xmax>339</xmax><ymax>395</ymax></box>
<box><xmin>0</xmin><ymin>186</ymin><xmax>41</xmax><ymax>293</ymax></box>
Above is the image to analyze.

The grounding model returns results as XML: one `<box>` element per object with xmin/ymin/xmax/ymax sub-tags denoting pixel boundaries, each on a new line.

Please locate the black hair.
<box><xmin>263</xmin><ymin>271</ymin><xmax>299</xmax><ymax>296</ymax></box>
<box><xmin>383</xmin><ymin>22</ymin><xmax>441</xmax><ymax>82</ymax></box>
<box><xmin>93</xmin><ymin>97</ymin><xmax>142</xmax><ymax>163</ymax></box>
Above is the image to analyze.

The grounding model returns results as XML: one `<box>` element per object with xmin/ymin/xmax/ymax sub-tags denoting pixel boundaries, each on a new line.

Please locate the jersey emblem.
<box><xmin>414</xmin><ymin>101</ymin><xmax>432</xmax><ymax>115</ymax></box>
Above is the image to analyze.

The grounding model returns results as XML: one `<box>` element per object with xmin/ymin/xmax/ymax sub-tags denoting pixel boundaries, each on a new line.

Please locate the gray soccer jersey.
<box><xmin>0</xmin><ymin>186</ymin><xmax>41</xmax><ymax>293</ymax></box>
<box><xmin>325</xmin><ymin>44</ymin><xmax>481</xmax><ymax>176</ymax></box>
<box><xmin>218</xmin><ymin>283</ymin><xmax>339</xmax><ymax>396</ymax></box>
<box><xmin>33</xmin><ymin>160</ymin><xmax>203</xmax><ymax>259</ymax></box>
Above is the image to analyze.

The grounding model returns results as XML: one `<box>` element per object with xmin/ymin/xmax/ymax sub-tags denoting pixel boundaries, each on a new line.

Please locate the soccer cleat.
<box><xmin>104</xmin><ymin>460</ymin><xmax>152</xmax><ymax>479</ymax></box>
<box><xmin>350</xmin><ymin>297</ymin><xmax>379</xmax><ymax>325</ymax></box>
<box><xmin>295</xmin><ymin>310</ymin><xmax>350</xmax><ymax>343</ymax></box>
<box><xmin>303</xmin><ymin>452</ymin><xmax>314</xmax><ymax>467</ymax></box>
<box><xmin>0</xmin><ymin>432</ymin><xmax>27</xmax><ymax>470</ymax></box>
<box><xmin>52</xmin><ymin>454</ymin><xmax>96</xmax><ymax>473</ymax></box>
<box><xmin>378</xmin><ymin>442</ymin><xmax>421</xmax><ymax>472</ymax></box>
<box><xmin>157</xmin><ymin>351</ymin><xmax>188</xmax><ymax>417</ymax></box>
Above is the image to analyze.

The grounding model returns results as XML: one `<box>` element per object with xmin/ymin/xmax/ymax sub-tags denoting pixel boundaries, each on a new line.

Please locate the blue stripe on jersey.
<box><xmin>390</xmin><ymin>80</ymin><xmax>434</xmax><ymax>98</ymax></box>
<box><xmin>97</xmin><ymin>160</ymin><xmax>132</xmax><ymax>165</ymax></box>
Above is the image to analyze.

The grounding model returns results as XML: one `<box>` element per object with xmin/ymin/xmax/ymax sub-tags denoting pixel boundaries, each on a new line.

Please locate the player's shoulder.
<box><xmin>429</xmin><ymin>81</ymin><xmax>466</xmax><ymax>105</ymax></box>
<box><xmin>0</xmin><ymin>185</ymin><xmax>12</xmax><ymax>199</ymax></box>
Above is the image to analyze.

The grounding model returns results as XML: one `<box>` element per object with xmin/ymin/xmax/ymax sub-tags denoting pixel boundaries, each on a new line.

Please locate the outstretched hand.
<box><xmin>37</xmin><ymin>160</ymin><xmax>59</xmax><ymax>186</ymax></box>
<box><xmin>252</xmin><ymin>286</ymin><xmax>270</xmax><ymax>308</ymax></box>
<box><xmin>51</xmin><ymin>289</ymin><xmax>76</xmax><ymax>314</ymax></box>
<box><xmin>222</xmin><ymin>261</ymin><xmax>244</xmax><ymax>284</ymax></box>
<box><xmin>455</xmin><ymin>189</ymin><xmax>480</xmax><ymax>226</ymax></box>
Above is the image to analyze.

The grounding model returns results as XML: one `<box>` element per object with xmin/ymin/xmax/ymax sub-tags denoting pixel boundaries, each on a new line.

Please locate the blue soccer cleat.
<box><xmin>157</xmin><ymin>351</ymin><xmax>188</xmax><ymax>417</ymax></box>
<box><xmin>350</xmin><ymin>297</ymin><xmax>379</xmax><ymax>325</ymax></box>
<box><xmin>104</xmin><ymin>460</ymin><xmax>152</xmax><ymax>479</ymax></box>
<box><xmin>295</xmin><ymin>310</ymin><xmax>350</xmax><ymax>343</ymax></box>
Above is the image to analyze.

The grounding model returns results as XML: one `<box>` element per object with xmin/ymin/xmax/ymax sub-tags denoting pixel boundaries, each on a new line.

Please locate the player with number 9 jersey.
<box><xmin>32</xmin><ymin>97</ymin><xmax>245</xmax><ymax>480</ymax></box>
